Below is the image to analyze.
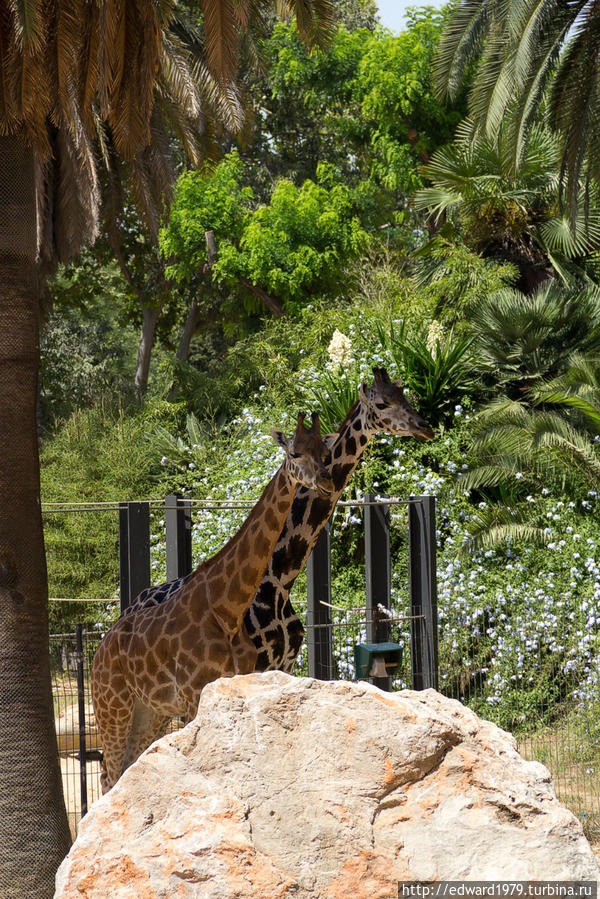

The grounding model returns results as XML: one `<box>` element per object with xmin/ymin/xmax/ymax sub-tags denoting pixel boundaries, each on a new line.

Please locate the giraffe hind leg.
<box><xmin>122</xmin><ymin>699</ymin><xmax>171</xmax><ymax>774</ymax></box>
<box><xmin>94</xmin><ymin>692</ymin><xmax>135</xmax><ymax>794</ymax></box>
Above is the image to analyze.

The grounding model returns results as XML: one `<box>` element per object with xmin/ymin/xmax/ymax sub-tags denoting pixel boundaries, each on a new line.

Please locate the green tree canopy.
<box><xmin>215</xmin><ymin>171</ymin><xmax>370</xmax><ymax>309</ymax></box>
<box><xmin>161</xmin><ymin>155</ymin><xmax>371</xmax><ymax>314</ymax></box>
<box><xmin>359</xmin><ymin>6</ymin><xmax>466</xmax><ymax>192</ymax></box>
<box><xmin>240</xmin><ymin>6</ymin><xmax>466</xmax><ymax>206</ymax></box>
<box><xmin>160</xmin><ymin>153</ymin><xmax>254</xmax><ymax>284</ymax></box>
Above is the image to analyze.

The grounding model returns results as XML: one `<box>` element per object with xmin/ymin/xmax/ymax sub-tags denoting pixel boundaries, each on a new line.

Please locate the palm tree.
<box><xmin>460</xmin><ymin>355</ymin><xmax>600</xmax><ymax>550</ymax></box>
<box><xmin>98</xmin><ymin>7</ymin><xmax>247</xmax><ymax>397</ymax></box>
<box><xmin>415</xmin><ymin>121</ymin><xmax>600</xmax><ymax>292</ymax></box>
<box><xmin>469</xmin><ymin>281</ymin><xmax>600</xmax><ymax>397</ymax></box>
<box><xmin>0</xmin><ymin>3</ymin><xmax>334</xmax><ymax>896</ymax></box>
<box><xmin>434</xmin><ymin>0</ymin><xmax>600</xmax><ymax>220</ymax></box>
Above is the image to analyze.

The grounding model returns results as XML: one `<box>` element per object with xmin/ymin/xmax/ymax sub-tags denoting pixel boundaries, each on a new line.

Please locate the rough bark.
<box><xmin>134</xmin><ymin>306</ymin><xmax>159</xmax><ymax>397</ymax></box>
<box><xmin>0</xmin><ymin>135</ymin><xmax>72</xmax><ymax>897</ymax></box>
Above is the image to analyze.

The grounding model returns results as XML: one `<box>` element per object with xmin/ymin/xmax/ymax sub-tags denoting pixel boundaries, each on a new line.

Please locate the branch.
<box><xmin>237</xmin><ymin>277</ymin><xmax>284</xmax><ymax>318</ymax></box>
<box><xmin>203</xmin><ymin>230</ymin><xmax>284</xmax><ymax>318</ymax></box>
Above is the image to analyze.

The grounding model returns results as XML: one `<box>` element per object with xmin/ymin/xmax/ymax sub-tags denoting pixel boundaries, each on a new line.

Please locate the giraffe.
<box><xmin>91</xmin><ymin>412</ymin><xmax>334</xmax><ymax>792</ymax></box>
<box><xmin>246</xmin><ymin>367</ymin><xmax>435</xmax><ymax>671</ymax></box>
<box><xmin>128</xmin><ymin>368</ymin><xmax>433</xmax><ymax>674</ymax></box>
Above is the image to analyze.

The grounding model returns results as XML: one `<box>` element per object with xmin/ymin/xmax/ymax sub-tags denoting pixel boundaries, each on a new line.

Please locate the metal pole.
<box><xmin>306</xmin><ymin>524</ymin><xmax>332</xmax><ymax>679</ymax></box>
<box><xmin>76</xmin><ymin>624</ymin><xmax>88</xmax><ymax>819</ymax></box>
<box><xmin>119</xmin><ymin>502</ymin><xmax>151</xmax><ymax>613</ymax></box>
<box><xmin>409</xmin><ymin>495</ymin><xmax>439</xmax><ymax>690</ymax></box>
<box><xmin>364</xmin><ymin>493</ymin><xmax>392</xmax><ymax>690</ymax></box>
<box><xmin>165</xmin><ymin>494</ymin><xmax>192</xmax><ymax>581</ymax></box>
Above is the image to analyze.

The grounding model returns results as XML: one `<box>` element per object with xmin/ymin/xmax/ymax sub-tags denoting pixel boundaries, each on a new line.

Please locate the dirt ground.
<box><xmin>60</xmin><ymin>756</ymin><xmax>103</xmax><ymax>838</ymax></box>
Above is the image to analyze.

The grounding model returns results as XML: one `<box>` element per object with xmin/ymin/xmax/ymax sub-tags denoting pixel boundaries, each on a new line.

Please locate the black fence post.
<box><xmin>409</xmin><ymin>495</ymin><xmax>439</xmax><ymax>690</ymax></box>
<box><xmin>364</xmin><ymin>493</ymin><xmax>392</xmax><ymax>691</ymax></box>
<box><xmin>306</xmin><ymin>523</ymin><xmax>332</xmax><ymax>680</ymax></box>
<box><xmin>76</xmin><ymin>624</ymin><xmax>88</xmax><ymax>818</ymax></box>
<box><xmin>119</xmin><ymin>501</ymin><xmax>151</xmax><ymax>613</ymax></box>
<box><xmin>165</xmin><ymin>494</ymin><xmax>192</xmax><ymax>581</ymax></box>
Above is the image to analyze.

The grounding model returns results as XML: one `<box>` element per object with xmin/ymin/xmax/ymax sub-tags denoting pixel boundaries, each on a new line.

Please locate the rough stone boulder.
<box><xmin>55</xmin><ymin>673</ymin><xmax>599</xmax><ymax>898</ymax></box>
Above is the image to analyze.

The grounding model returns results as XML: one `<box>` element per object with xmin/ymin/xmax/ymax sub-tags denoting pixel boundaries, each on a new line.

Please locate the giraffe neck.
<box><xmin>260</xmin><ymin>401</ymin><xmax>376</xmax><ymax>591</ymax></box>
<box><xmin>194</xmin><ymin>465</ymin><xmax>298</xmax><ymax>633</ymax></box>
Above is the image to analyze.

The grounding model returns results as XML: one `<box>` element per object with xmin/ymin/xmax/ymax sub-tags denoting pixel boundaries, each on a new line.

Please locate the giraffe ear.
<box><xmin>271</xmin><ymin>428</ymin><xmax>289</xmax><ymax>450</ymax></box>
<box><xmin>359</xmin><ymin>380</ymin><xmax>369</xmax><ymax>400</ymax></box>
<box><xmin>323</xmin><ymin>433</ymin><xmax>337</xmax><ymax>449</ymax></box>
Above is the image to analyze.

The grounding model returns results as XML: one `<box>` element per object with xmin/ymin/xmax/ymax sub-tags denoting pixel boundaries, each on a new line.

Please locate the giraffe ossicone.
<box><xmin>91</xmin><ymin>411</ymin><xmax>333</xmax><ymax>793</ymax></box>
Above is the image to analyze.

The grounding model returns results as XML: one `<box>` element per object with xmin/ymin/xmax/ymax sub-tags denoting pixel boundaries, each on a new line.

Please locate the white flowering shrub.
<box><xmin>327</xmin><ymin>329</ymin><xmax>354</xmax><ymax>370</ymax></box>
<box><xmin>153</xmin><ymin>394</ymin><xmax>600</xmax><ymax>756</ymax></box>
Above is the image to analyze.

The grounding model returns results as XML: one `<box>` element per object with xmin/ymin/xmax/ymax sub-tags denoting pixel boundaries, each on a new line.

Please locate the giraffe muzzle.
<box><xmin>315</xmin><ymin>474</ymin><xmax>335</xmax><ymax>498</ymax></box>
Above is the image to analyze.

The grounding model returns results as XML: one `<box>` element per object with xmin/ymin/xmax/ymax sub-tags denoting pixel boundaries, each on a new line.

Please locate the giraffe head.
<box><xmin>360</xmin><ymin>368</ymin><xmax>434</xmax><ymax>439</ymax></box>
<box><xmin>272</xmin><ymin>412</ymin><xmax>335</xmax><ymax>497</ymax></box>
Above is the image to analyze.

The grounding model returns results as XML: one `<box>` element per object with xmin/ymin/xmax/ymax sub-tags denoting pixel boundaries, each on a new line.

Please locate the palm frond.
<box><xmin>200</xmin><ymin>0</ymin><xmax>240</xmax><ymax>81</ymax></box>
<box><xmin>548</xmin><ymin>6</ymin><xmax>600</xmax><ymax>222</ymax></box>
<box><xmin>10</xmin><ymin>0</ymin><xmax>44</xmax><ymax>49</ymax></box>
<box><xmin>434</xmin><ymin>0</ymin><xmax>490</xmax><ymax>101</ymax></box>
<box><xmin>462</xmin><ymin>503</ymin><xmax>550</xmax><ymax>553</ymax></box>
<box><xmin>538</xmin><ymin>210</ymin><xmax>600</xmax><ymax>256</ymax></box>
<box><xmin>53</xmin><ymin>124</ymin><xmax>100</xmax><ymax>263</ymax></box>
<box><xmin>286</xmin><ymin>0</ymin><xmax>337</xmax><ymax>47</ymax></box>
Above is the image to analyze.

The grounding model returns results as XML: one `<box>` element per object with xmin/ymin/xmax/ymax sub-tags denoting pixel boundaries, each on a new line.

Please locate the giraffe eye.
<box><xmin>290</xmin><ymin>452</ymin><xmax>301</xmax><ymax>459</ymax></box>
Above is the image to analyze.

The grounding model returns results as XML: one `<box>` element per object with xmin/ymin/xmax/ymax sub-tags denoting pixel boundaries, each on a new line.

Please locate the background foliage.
<box><xmin>39</xmin><ymin>3</ymin><xmax>600</xmax><ymax>831</ymax></box>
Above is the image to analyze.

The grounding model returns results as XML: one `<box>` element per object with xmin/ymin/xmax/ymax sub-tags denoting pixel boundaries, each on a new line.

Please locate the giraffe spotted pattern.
<box><xmin>124</xmin><ymin>369</ymin><xmax>434</xmax><ymax>675</ymax></box>
<box><xmin>92</xmin><ymin>413</ymin><xmax>334</xmax><ymax>793</ymax></box>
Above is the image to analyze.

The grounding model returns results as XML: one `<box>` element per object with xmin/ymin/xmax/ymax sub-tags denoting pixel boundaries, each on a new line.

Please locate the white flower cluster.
<box><xmin>426</xmin><ymin>319</ymin><xmax>445</xmax><ymax>357</ymax></box>
<box><xmin>327</xmin><ymin>329</ymin><xmax>353</xmax><ymax>370</ymax></box>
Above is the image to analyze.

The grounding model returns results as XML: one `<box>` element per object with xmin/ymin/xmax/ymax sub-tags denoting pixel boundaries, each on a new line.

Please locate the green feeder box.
<box><xmin>353</xmin><ymin>642</ymin><xmax>403</xmax><ymax>680</ymax></box>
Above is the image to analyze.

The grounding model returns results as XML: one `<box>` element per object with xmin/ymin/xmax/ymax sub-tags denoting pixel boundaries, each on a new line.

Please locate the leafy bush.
<box><xmin>41</xmin><ymin>402</ymin><xmax>172</xmax><ymax>632</ymax></box>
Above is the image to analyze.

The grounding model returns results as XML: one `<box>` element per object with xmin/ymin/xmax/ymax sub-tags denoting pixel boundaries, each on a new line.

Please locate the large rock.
<box><xmin>55</xmin><ymin>673</ymin><xmax>599</xmax><ymax>897</ymax></box>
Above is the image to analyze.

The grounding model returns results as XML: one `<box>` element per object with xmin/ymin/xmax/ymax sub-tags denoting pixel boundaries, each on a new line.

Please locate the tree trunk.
<box><xmin>134</xmin><ymin>306</ymin><xmax>159</xmax><ymax>397</ymax></box>
<box><xmin>176</xmin><ymin>300</ymin><xmax>201</xmax><ymax>363</ymax></box>
<box><xmin>0</xmin><ymin>136</ymin><xmax>71</xmax><ymax>896</ymax></box>
<box><xmin>237</xmin><ymin>276</ymin><xmax>284</xmax><ymax>317</ymax></box>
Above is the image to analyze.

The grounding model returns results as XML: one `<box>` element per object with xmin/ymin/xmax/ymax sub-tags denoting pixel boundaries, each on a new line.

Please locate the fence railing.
<box><xmin>46</xmin><ymin>493</ymin><xmax>600</xmax><ymax>842</ymax></box>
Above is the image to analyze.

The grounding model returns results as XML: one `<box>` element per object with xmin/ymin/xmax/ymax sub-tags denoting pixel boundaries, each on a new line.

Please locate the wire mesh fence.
<box><xmin>438</xmin><ymin>604</ymin><xmax>600</xmax><ymax>842</ymax></box>
<box><xmin>50</xmin><ymin>620</ymin><xmax>184</xmax><ymax>836</ymax></box>
<box><xmin>50</xmin><ymin>626</ymin><xmax>103</xmax><ymax>836</ymax></box>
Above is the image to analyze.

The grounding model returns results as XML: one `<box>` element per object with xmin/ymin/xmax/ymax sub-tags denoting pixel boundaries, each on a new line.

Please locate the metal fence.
<box><xmin>51</xmin><ymin>624</ymin><xmax>184</xmax><ymax>836</ymax></box>
<box><xmin>51</xmin><ymin>626</ymin><xmax>101</xmax><ymax>835</ymax></box>
<box><xmin>47</xmin><ymin>493</ymin><xmax>600</xmax><ymax>842</ymax></box>
<box><xmin>439</xmin><ymin>608</ymin><xmax>600</xmax><ymax>841</ymax></box>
